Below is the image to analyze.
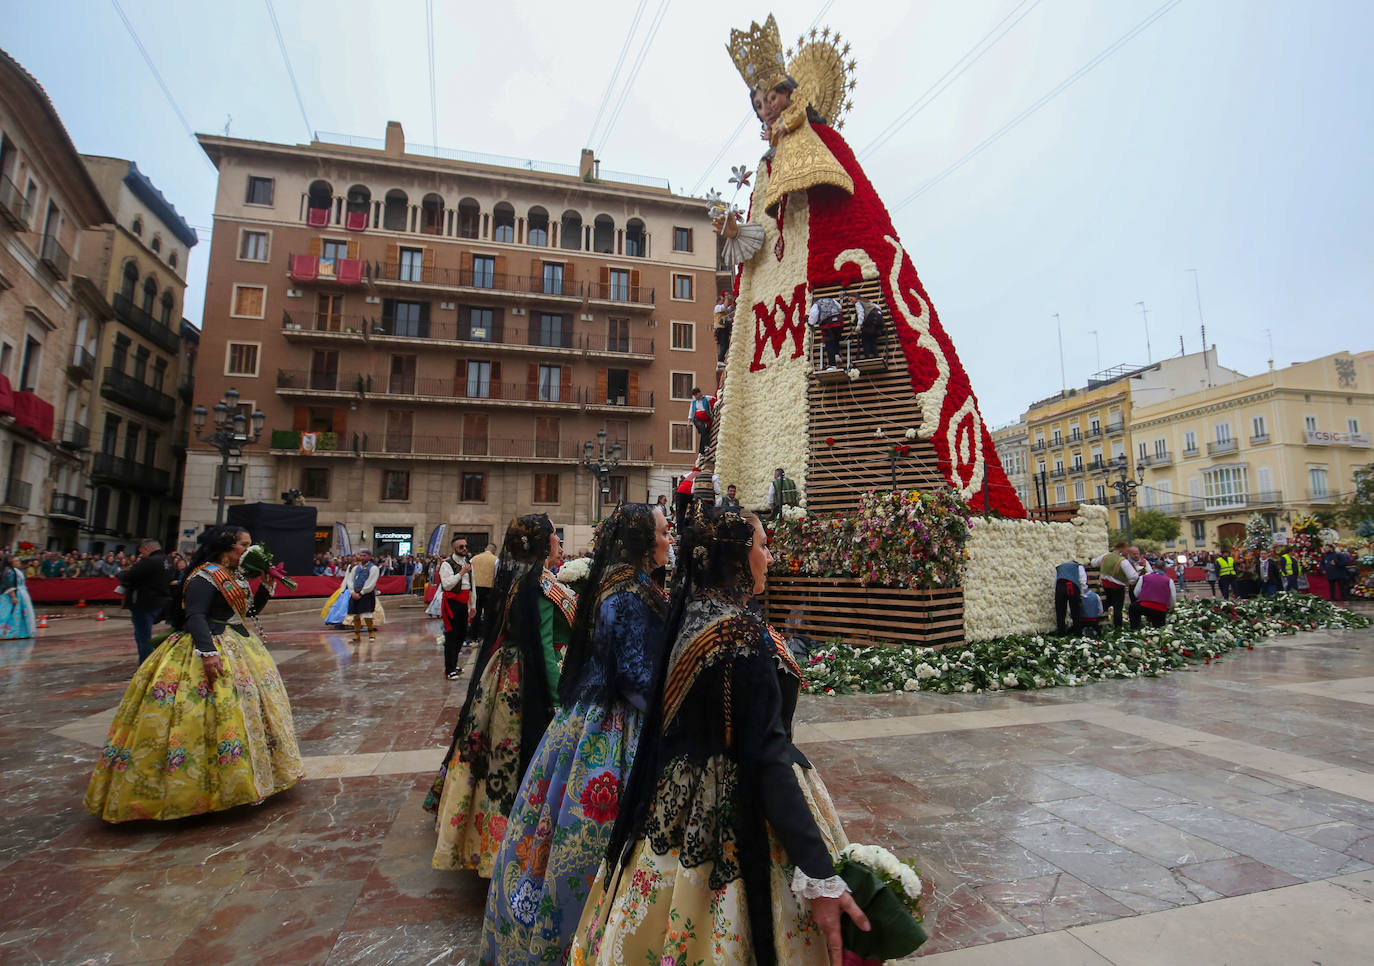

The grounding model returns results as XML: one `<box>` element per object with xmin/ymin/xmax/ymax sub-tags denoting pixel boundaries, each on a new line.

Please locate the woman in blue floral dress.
<box><xmin>0</xmin><ymin>554</ymin><xmax>36</xmax><ymax>639</ymax></box>
<box><xmin>480</xmin><ymin>503</ymin><xmax>670</xmax><ymax>965</ymax></box>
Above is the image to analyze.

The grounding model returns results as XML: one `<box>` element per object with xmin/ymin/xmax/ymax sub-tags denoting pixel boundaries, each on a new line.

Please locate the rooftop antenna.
<box><xmin>1088</xmin><ymin>329</ymin><xmax>1101</xmax><ymax>371</ymax></box>
<box><xmin>1179</xmin><ymin>334</ymin><xmax>1185</xmax><ymax>355</ymax></box>
<box><xmin>1185</xmin><ymin>268</ymin><xmax>1212</xmax><ymax>387</ymax></box>
<box><xmin>1053</xmin><ymin>313</ymin><xmax>1066</xmax><ymax>392</ymax></box>
<box><xmin>1135</xmin><ymin>301</ymin><xmax>1152</xmax><ymax>362</ymax></box>
<box><xmin>1265</xmin><ymin>328</ymin><xmax>1274</xmax><ymax>370</ymax></box>
<box><xmin>224</xmin><ymin>114</ymin><xmax>232</xmax><ymax>136</ymax></box>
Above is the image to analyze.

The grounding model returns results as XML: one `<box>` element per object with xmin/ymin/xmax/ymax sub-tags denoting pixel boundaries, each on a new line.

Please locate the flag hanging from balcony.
<box><xmin>300</xmin><ymin>432</ymin><xmax>317</xmax><ymax>454</ymax></box>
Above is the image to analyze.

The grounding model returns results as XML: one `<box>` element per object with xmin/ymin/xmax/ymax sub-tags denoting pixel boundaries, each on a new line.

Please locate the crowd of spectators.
<box><xmin>0</xmin><ymin>547</ymin><xmax>191</xmax><ymax>584</ymax></box>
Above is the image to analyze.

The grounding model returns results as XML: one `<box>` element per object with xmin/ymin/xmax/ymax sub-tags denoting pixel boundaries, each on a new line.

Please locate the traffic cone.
<box><xmin>76</xmin><ymin>599</ymin><xmax>87</xmax><ymax>608</ymax></box>
<box><xmin>95</xmin><ymin>610</ymin><xmax>107</xmax><ymax>621</ymax></box>
<box><xmin>37</xmin><ymin>615</ymin><xmax>48</xmax><ymax>628</ymax></box>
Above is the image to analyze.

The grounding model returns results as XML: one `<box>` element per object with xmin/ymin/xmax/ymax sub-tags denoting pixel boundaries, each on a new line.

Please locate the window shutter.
<box><xmin>384</xmin><ymin>243</ymin><xmax>399</xmax><ymax>279</ymax></box>
<box><xmin>494</xmin><ymin>256</ymin><xmax>507</xmax><ymax>285</ymax></box>
<box><xmin>628</xmin><ymin>371</ymin><xmax>640</xmax><ymax>407</ymax></box>
<box><xmin>527</xmin><ymin>363</ymin><xmax>539</xmax><ymax>402</ymax></box>
<box><xmin>561</xmin><ymin>314</ymin><xmax>574</xmax><ymax>346</ymax></box>
<box><xmin>293</xmin><ymin>406</ymin><xmax>308</xmax><ymax>431</ymax></box>
<box><xmin>599</xmin><ymin>265</ymin><xmax>610</xmax><ymax>299</ymax></box>
<box><xmin>491</xmin><ymin>360</ymin><xmax>501</xmax><ymax>385</ymax></box>
<box><xmin>309</xmin><ymin>238</ymin><xmax>322</xmax><ymax>257</ymax></box>
<box><xmin>630</xmin><ymin>269</ymin><xmax>641</xmax><ymax>301</ymax></box>
<box><xmin>454</xmin><ymin>358</ymin><xmax>466</xmax><ymax>396</ymax></box>
<box><xmin>596</xmin><ymin>368</ymin><xmax>608</xmax><ymax>404</ymax></box>
<box><xmin>492</xmin><ymin>308</ymin><xmax>505</xmax><ymax>342</ymax></box>
<box><xmin>422</xmin><ymin>246</ymin><xmax>436</xmax><ymax>282</ymax></box>
<box><xmin>333</xmin><ymin>408</ymin><xmax>347</xmax><ymax>437</ymax></box>
<box><xmin>530</xmin><ymin>258</ymin><xmax>541</xmax><ymax>282</ymax></box>
<box><xmin>563</xmin><ymin>261</ymin><xmax>575</xmax><ymax>286</ymax></box>
<box><xmin>347</xmin><ymin>240</ymin><xmax>359</xmax><ymax>260</ymax></box>
<box><xmin>461</xmin><ymin>251</ymin><xmax>473</xmax><ymax>280</ymax></box>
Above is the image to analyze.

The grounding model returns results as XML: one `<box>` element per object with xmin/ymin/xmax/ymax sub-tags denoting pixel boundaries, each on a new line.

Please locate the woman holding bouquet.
<box><xmin>84</xmin><ymin>526</ymin><xmax>303</xmax><ymax>822</ymax></box>
<box><xmin>481</xmin><ymin>503</ymin><xmax>670</xmax><ymax>964</ymax></box>
<box><xmin>426</xmin><ymin>513</ymin><xmax>577</xmax><ymax>874</ymax></box>
<box><xmin>569</xmin><ymin>506</ymin><xmax>868</xmax><ymax>966</ymax></box>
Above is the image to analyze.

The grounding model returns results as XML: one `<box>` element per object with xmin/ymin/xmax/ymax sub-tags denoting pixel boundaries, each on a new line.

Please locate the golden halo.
<box><xmin>786</xmin><ymin>29</ymin><xmax>857</xmax><ymax>128</ymax></box>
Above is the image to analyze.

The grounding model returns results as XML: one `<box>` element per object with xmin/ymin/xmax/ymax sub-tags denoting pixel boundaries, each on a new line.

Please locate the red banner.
<box><xmin>25</xmin><ymin>575</ymin><xmax>415</xmax><ymax>603</ymax></box>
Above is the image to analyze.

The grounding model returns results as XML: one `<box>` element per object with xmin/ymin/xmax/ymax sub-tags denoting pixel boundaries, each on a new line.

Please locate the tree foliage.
<box><xmin>1129</xmin><ymin>509</ymin><xmax>1182</xmax><ymax>543</ymax></box>
<box><xmin>1338</xmin><ymin>463</ymin><xmax>1374</xmax><ymax>530</ymax></box>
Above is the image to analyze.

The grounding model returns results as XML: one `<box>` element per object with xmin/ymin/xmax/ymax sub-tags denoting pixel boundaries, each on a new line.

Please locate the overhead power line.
<box><xmin>426</xmin><ymin>0</ymin><xmax>439</xmax><ymax>149</ymax></box>
<box><xmin>109</xmin><ymin>0</ymin><xmax>194</xmax><ymax>139</ymax></box>
<box><xmin>891</xmin><ymin>0</ymin><xmax>1186</xmax><ymax>215</ymax></box>
<box><xmin>264</xmin><ymin>0</ymin><xmax>314</xmax><ymax>140</ymax></box>
<box><xmin>858</xmin><ymin>0</ymin><xmax>1042</xmax><ymax>161</ymax></box>
<box><xmin>596</xmin><ymin>0</ymin><xmax>672</xmax><ymax>156</ymax></box>
<box><xmin>587</xmin><ymin>0</ymin><xmax>649</xmax><ymax>148</ymax></box>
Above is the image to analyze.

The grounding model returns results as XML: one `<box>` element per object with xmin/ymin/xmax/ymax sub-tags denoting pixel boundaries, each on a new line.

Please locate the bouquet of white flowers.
<box><xmin>555</xmin><ymin>556</ymin><xmax>592</xmax><ymax>594</ymax></box>
<box><xmin>238</xmin><ymin>543</ymin><xmax>298</xmax><ymax>590</ymax></box>
<box><xmin>835</xmin><ymin>843</ymin><xmax>926</xmax><ymax>960</ymax></box>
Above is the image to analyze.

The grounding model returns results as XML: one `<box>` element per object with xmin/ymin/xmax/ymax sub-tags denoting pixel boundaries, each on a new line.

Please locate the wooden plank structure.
<box><xmin>767</xmin><ymin>578</ymin><xmax>964</xmax><ymax>647</ymax></box>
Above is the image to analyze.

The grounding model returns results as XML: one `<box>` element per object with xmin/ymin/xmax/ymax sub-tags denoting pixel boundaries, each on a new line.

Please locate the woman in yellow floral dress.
<box><xmin>84</xmin><ymin>526</ymin><xmax>303</xmax><ymax>822</ymax></box>
<box><xmin>426</xmin><ymin>513</ymin><xmax>577</xmax><ymax>874</ymax></box>
<box><xmin>569</xmin><ymin>507</ymin><xmax>868</xmax><ymax>966</ymax></box>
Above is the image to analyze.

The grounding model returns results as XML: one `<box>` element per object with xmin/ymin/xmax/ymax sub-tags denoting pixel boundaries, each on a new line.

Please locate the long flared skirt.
<box><xmin>568</xmin><ymin>765</ymin><xmax>848</xmax><ymax>966</ymax></box>
<box><xmin>481</xmin><ymin>700</ymin><xmax>644</xmax><ymax>965</ymax></box>
<box><xmin>0</xmin><ymin>586</ymin><xmax>36</xmax><ymax>639</ymax></box>
<box><xmin>428</xmin><ymin>643</ymin><xmax>526</xmax><ymax>875</ymax></box>
<box><xmin>83</xmin><ymin>628</ymin><xmax>303</xmax><ymax>822</ymax></box>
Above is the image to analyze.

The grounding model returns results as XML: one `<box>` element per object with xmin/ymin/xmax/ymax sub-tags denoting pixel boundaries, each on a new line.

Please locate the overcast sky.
<box><xmin>8</xmin><ymin>0</ymin><xmax>1372</xmax><ymax>424</ymax></box>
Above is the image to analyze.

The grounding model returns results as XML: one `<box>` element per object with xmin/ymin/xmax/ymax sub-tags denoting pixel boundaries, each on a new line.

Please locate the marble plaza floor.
<box><xmin>2</xmin><ymin>599</ymin><xmax>1373</xmax><ymax>965</ymax></box>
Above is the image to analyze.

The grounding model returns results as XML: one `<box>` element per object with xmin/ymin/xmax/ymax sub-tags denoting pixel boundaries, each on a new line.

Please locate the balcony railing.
<box><xmin>375</xmin><ymin>434</ymin><xmax>655</xmax><ymax>462</ymax></box>
<box><xmin>1249</xmin><ymin>433</ymin><xmax>1270</xmax><ymax>445</ymax></box>
<box><xmin>91</xmin><ymin>452</ymin><xmax>172</xmax><ymax>493</ymax></box>
<box><xmin>283</xmin><ymin>315</ymin><xmax>656</xmax><ymax>357</ymax></box>
<box><xmin>1049</xmin><ymin>468</ymin><xmax>1066</xmax><ymax>479</ymax></box>
<box><xmin>1105</xmin><ymin>421</ymin><xmax>1125</xmax><ymax>434</ymax></box>
<box><xmin>363</xmin><ymin>261</ymin><xmax>656</xmax><ymax>306</ymax></box>
<box><xmin>1207</xmin><ymin>438</ymin><xmax>1238</xmax><ymax>456</ymax></box>
<box><xmin>1030</xmin><ymin>440</ymin><xmax>1047</xmax><ymax>452</ymax></box>
<box><xmin>39</xmin><ymin>234</ymin><xmax>70</xmax><ymax>279</ymax></box>
<box><xmin>0</xmin><ymin>173</ymin><xmax>32</xmax><ymax>229</ymax></box>
<box><xmin>1307</xmin><ymin>489</ymin><xmax>1336</xmax><ymax>504</ymax></box>
<box><xmin>67</xmin><ymin>344</ymin><xmax>96</xmax><ymax>380</ymax></box>
<box><xmin>374</xmin><ymin>376</ymin><xmax>584</xmax><ymax>405</ymax></box>
<box><xmin>2</xmin><ymin>478</ymin><xmax>32</xmax><ymax>510</ymax></box>
<box><xmin>1141</xmin><ymin>451</ymin><xmax>1172</xmax><ymax>467</ymax></box>
<box><xmin>275</xmin><ymin>369</ymin><xmax>368</xmax><ymax>393</ymax></box>
<box><xmin>270</xmin><ymin>429</ymin><xmax>342</xmax><ymax>451</ymax></box>
<box><xmin>49</xmin><ymin>492</ymin><xmax>88</xmax><ymax>519</ymax></box>
<box><xmin>101</xmin><ymin>367</ymin><xmax>177</xmax><ymax>420</ymax></box>
<box><xmin>1087</xmin><ymin>426</ymin><xmax>1103</xmax><ymax>438</ymax></box>
<box><xmin>1182</xmin><ymin>446</ymin><xmax>1199</xmax><ymax>458</ymax></box>
<box><xmin>58</xmin><ymin>421</ymin><xmax>90</xmax><ymax>450</ymax></box>
<box><xmin>112</xmin><ymin>293</ymin><xmax>181</xmax><ymax>354</ymax></box>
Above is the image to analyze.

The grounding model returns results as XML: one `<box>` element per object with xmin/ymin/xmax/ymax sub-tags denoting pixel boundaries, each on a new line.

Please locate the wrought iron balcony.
<box><xmin>1141</xmin><ymin>451</ymin><xmax>1172</xmax><ymax>467</ymax></box>
<box><xmin>1207</xmin><ymin>438</ymin><xmax>1238</xmax><ymax>456</ymax></box>
<box><xmin>90</xmin><ymin>452</ymin><xmax>172</xmax><ymax>493</ymax></box>
<box><xmin>39</xmin><ymin>234</ymin><xmax>70</xmax><ymax>279</ymax></box>
<box><xmin>3</xmin><ymin>478</ymin><xmax>32</xmax><ymax>510</ymax></box>
<box><xmin>58</xmin><ymin>421</ymin><xmax>90</xmax><ymax>450</ymax></box>
<box><xmin>0</xmin><ymin>173</ymin><xmax>32</xmax><ymax>229</ymax></box>
<box><xmin>67</xmin><ymin>344</ymin><xmax>96</xmax><ymax>380</ymax></box>
<box><xmin>112</xmin><ymin>293</ymin><xmax>181</xmax><ymax>354</ymax></box>
<box><xmin>49</xmin><ymin>492</ymin><xmax>88</xmax><ymax>520</ymax></box>
<box><xmin>101</xmin><ymin>367</ymin><xmax>176</xmax><ymax>420</ymax></box>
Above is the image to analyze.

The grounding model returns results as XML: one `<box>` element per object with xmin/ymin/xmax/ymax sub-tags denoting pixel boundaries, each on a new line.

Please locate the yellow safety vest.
<box><xmin>1217</xmin><ymin>556</ymin><xmax>1236</xmax><ymax>577</ymax></box>
<box><xmin>1281</xmin><ymin>553</ymin><xmax>1294</xmax><ymax>577</ymax></box>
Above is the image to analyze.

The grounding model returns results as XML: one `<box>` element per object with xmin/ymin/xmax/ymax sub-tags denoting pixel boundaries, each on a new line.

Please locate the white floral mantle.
<box><xmin>962</xmin><ymin>504</ymin><xmax>1109</xmax><ymax>641</ymax></box>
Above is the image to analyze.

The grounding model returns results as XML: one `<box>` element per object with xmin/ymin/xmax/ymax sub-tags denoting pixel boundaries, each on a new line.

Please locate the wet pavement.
<box><xmin>2</xmin><ymin>598</ymin><xmax>1372</xmax><ymax>964</ymax></box>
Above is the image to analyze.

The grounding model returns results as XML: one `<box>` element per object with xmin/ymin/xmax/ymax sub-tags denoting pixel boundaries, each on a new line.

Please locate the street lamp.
<box><xmin>1099</xmin><ymin>454</ymin><xmax>1144</xmax><ymax>542</ymax></box>
<box><xmin>193</xmin><ymin>386</ymin><xmax>266</xmax><ymax>525</ymax></box>
<box><xmin>580</xmin><ymin>429</ymin><xmax>622</xmax><ymax>521</ymax></box>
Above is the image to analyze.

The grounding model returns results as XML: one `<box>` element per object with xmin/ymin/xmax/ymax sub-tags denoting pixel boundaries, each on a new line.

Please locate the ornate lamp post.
<box><xmin>192</xmin><ymin>386</ymin><xmax>266</xmax><ymax>526</ymax></box>
<box><xmin>1100</xmin><ymin>454</ymin><xmax>1144</xmax><ymax>542</ymax></box>
<box><xmin>580</xmin><ymin>429</ymin><xmax>622</xmax><ymax>521</ymax></box>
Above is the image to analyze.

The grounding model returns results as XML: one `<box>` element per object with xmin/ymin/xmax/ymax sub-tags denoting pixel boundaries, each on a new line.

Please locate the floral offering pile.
<box><xmin>768</xmin><ymin>488</ymin><xmax>973</xmax><ymax>588</ymax></box>
<box><xmin>798</xmin><ymin>593</ymin><xmax>1370</xmax><ymax>696</ymax></box>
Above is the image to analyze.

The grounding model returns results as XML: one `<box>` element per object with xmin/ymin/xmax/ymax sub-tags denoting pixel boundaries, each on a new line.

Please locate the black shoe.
<box><xmin>446</xmin><ymin>670</ymin><xmax>460</xmax><ymax>680</ymax></box>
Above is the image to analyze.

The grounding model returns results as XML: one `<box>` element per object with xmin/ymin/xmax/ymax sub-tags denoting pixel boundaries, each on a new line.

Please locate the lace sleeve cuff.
<box><xmin>721</xmin><ymin>222</ymin><xmax>766</xmax><ymax>264</ymax></box>
<box><xmin>791</xmin><ymin>868</ymin><xmax>848</xmax><ymax>899</ymax></box>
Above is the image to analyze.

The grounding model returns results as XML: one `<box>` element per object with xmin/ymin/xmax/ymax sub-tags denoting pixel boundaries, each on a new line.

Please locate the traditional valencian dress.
<box><xmin>568</xmin><ymin>597</ymin><xmax>848</xmax><ymax>966</ymax></box>
<box><xmin>481</xmin><ymin>565</ymin><xmax>668</xmax><ymax>965</ymax></box>
<box><xmin>714</xmin><ymin>16</ymin><xmax>1024</xmax><ymax>519</ymax></box>
<box><xmin>84</xmin><ymin>563</ymin><xmax>304</xmax><ymax>822</ymax></box>
<box><xmin>0</xmin><ymin>566</ymin><xmax>36</xmax><ymax>639</ymax></box>
<box><xmin>427</xmin><ymin>567</ymin><xmax>577</xmax><ymax>874</ymax></box>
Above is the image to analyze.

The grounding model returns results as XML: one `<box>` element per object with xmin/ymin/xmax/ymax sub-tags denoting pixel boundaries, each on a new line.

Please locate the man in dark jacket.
<box><xmin>119</xmin><ymin>539</ymin><xmax>171</xmax><ymax>664</ymax></box>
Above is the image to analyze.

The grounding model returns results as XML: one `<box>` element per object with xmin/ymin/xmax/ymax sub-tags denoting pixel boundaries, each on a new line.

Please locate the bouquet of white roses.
<box><xmin>555</xmin><ymin>556</ymin><xmax>592</xmax><ymax>594</ymax></box>
<box><xmin>834</xmin><ymin>843</ymin><xmax>926</xmax><ymax>960</ymax></box>
<box><xmin>238</xmin><ymin>543</ymin><xmax>298</xmax><ymax>590</ymax></box>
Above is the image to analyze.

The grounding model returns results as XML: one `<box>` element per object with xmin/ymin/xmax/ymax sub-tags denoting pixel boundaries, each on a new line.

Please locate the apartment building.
<box><xmin>990</xmin><ymin>419</ymin><xmax>1029</xmax><ymax>510</ymax></box>
<box><xmin>80</xmin><ymin>156</ymin><xmax>198</xmax><ymax>550</ymax></box>
<box><xmin>1023</xmin><ymin>349</ymin><xmax>1242</xmax><ymax>529</ymax></box>
<box><xmin>185</xmin><ymin>122</ymin><xmax>719</xmax><ymax>553</ymax></box>
<box><xmin>0</xmin><ymin>49</ymin><xmax>113</xmax><ymax>551</ymax></box>
<box><xmin>1132</xmin><ymin>350</ymin><xmax>1374</xmax><ymax>549</ymax></box>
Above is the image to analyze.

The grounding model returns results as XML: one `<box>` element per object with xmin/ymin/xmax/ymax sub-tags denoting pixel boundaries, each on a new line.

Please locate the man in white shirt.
<box><xmin>438</xmin><ymin>536</ymin><xmax>475</xmax><ymax>680</ymax></box>
<box><xmin>1090</xmin><ymin>543</ymin><xmax>1138</xmax><ymax>630</ymax></box>
<box><xmin>807</xmin><ymin>295</ymin><xmax>845</xmax><ymax>370</ymax></box>
<box><xmin>344</xmin><ymin>549</ymin><xmax>381</xmax><ymax>641</ymax></box>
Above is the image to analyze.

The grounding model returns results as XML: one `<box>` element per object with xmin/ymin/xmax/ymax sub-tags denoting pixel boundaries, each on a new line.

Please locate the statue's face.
<box><xmin>752</xmin><ymin>85</ymin><xmax>792</xmax><ymax>125</ymax></box>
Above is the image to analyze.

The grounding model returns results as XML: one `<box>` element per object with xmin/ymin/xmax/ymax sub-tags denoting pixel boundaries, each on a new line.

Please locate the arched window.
<box><xmin>345</xmin><ymin>184</ymin><xmax>372</xmax><ymax>230</ymax></box>
<box><xmin>457</xmin><ymin>197</ymin><xmax>480</xmax><ymax>238</ymax></box>
<box><xmin>141</xmin><ymin>276</ymin><xmax>157</xmax><ymax>314</ymax></box>
<box><xmin>131</xmin><ymin>216</ymin><xmax>142</xmax><ymax>236</ymax></box>
<box><xmin>150</xmin><ymin>234</ymin><xmax>161</xmax><ymax>253</ymax></box>
<box><xmin>560</xmin><ymin>210</ymin><xmax>583</xmax><ymax>251</ymax></box>
<box><xmin>421</xmin><ymin>193</ymin><xmax>445</xmax><ymax>235</ymax></box>
<box><xmin>493</xmin><ymin>202</ymin><xmax>515</xmax><ymax>243</ymax></box>
<box><xmin>625</xmin><ymin>217</ymin><xmax>646</xmax><ymax>258</ymax></box>
<box><xmin>527</xmin><ymin>206</ymin><xmax>549</xmax><ymax>247</ymax></box>
<box><xmin>168</xmin><ymin>251</ymin><xmax>178</xmax><ymax>268</ymax></box>
<box><xmin>159</xmin><ymin>290</ymin><xmax>174</xmax><ymax>325</ymax></box>
<box><xmin>307</xmin><ymin>179</ymin><xmax>333</xmax><ymax>210</ymax></box>
<box><xmin>383</xmin><ymin>189</ymin><xmax>409</xmax><ymax>231</ymax></box>
<box><xmin>120</xmin><ymin>261</ymin><xmax>139</xmax><ymax>301</ymax></box>
<box><xmin>593</xmin><ymin>214</ymin><xmax>615</xmax><ymax>254</ymax></box>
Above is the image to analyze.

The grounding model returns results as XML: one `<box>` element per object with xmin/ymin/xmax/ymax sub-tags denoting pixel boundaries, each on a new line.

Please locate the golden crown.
<box><xmin>727</xmin><ymin>14</ymin><xmax>788</xmax><ymax>91</ymax></box>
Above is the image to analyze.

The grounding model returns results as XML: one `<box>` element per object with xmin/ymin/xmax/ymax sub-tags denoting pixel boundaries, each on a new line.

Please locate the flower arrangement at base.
<box><xmin>238</xmin><ymin>544</ymin><xmax>297</xmax><ymax>590</ymax></box>
<box><xmin>768</xmin><ymin>488</ymin><xmax>972</xmax><ymax>588</ymax></box>
<box><xmin>834</xmin><ymin>843</ymin><xmax>926</xmax><ymax>961</ymax></box>
<box><xmin>798</xmin><ymin>593</ymin><xmax>1370</xmax><ymax>696</ymax></box>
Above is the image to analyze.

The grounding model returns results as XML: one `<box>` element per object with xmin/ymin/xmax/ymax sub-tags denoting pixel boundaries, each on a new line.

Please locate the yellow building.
<box><xmin>79</xmin><ymin>156</ymin><xmax>198</xmax><ymax>549</ymax></box>
<box><xmin>1022</xmin><ymin>350</ymin><xmax>1238</xmax><ymax>529</ymax></box>
<box><xmin>1132</xmin><ymin>350</ymin><xmax>1374</xmax><ymax>549</ymax></box>
<box><xmin>990</xmin><ymin>419</ymin><xmax>1029</xmax><ymax>509</ymax></box>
